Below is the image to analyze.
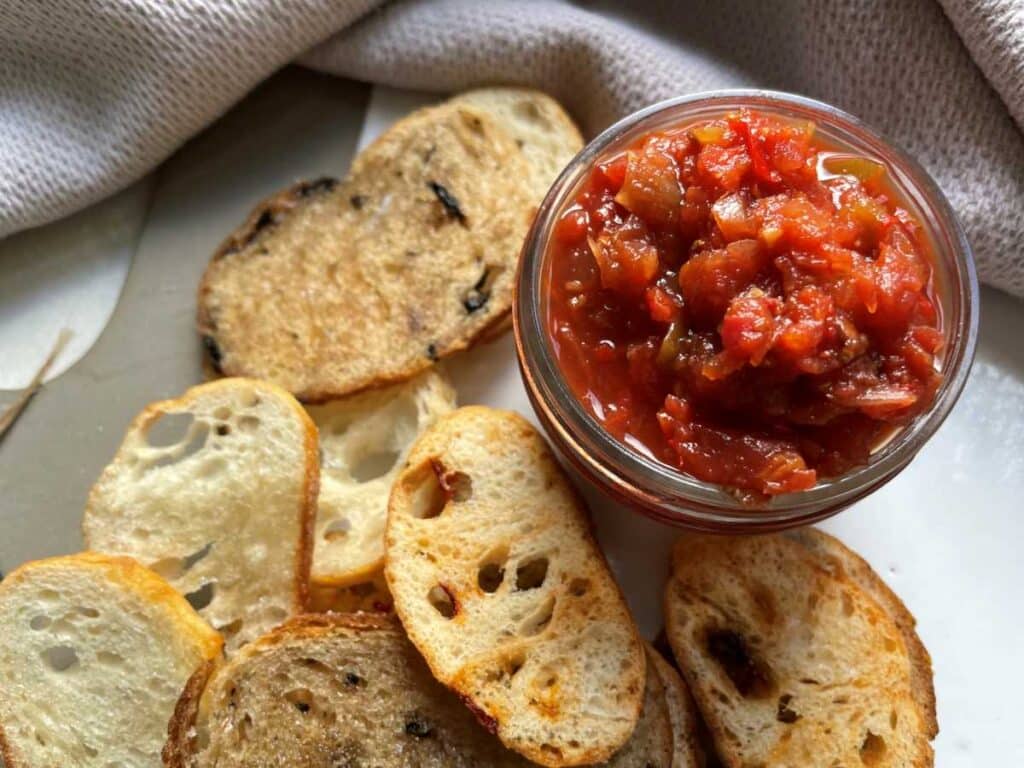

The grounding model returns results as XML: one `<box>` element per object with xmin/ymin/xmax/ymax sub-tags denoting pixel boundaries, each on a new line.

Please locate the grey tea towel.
<box><xmin>2</xmin><ymin>0</ymin><xmax>1023</xmax><ymax>296</ymax></box>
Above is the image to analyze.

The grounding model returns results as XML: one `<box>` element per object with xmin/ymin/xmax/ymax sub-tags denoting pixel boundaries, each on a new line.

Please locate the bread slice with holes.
<box><xmin>307</xmin><ymin>369</ymin><xmax>455</xmax><ymax>586</ymax></box>
<box><xmin>83</xmin><ymin>378</ymin><xmax>319</xmax><ymax>653</ymax></box>
<box><xmin>163</xmin><ymin>613</ymin><xmax>531</xmax><ymax>768</ymax></box>
<box><xmin>648</xmin><ymin>645</ymin><xmax>704</xmax><ymax>768</ymax></box>
<box><xmin>449</xmin><ymin>87</ymin><xmax>583</xmax><ymax>205</ymax></box>
<box><xmin>664</xmin><ymin>531</ymin><xmax>936</xmax><ymax>768</ymax></box>
<box><xmin>164</xmin><ymin>613</ymin><xmax>677</xmax><ymax>768</ymax></box>
<box><xmin>198</xmin><ymin>101</ymin><xmax>534</xmax><ymax>402</ymax></box>
<box><xmin>385</xmin><ymin>406</ymin><xmax>645</xmax><ymax>767</ymax></box>
<box><xmin>0</xmin><ymin>553</ymin><xmax>222</xmax><ymax>768</ymax></box>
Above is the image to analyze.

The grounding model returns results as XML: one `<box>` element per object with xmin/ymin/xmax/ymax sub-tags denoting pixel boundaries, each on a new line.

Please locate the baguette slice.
<box><xmin>0</xmin><ymin>553</ymin><xmax>222</xmax><ymax>768</ymax></box>
<box><xmin>163</xmin><ymin>613</ymin><xmax>529</xmax><ymax>768</ymax></box>
<box><xmin>198</xmin><ymin>101</ymin><xmax>534</xmax><ymax>402</ymax></box>
<box><xmin>83</xmin><ymin>378</ymin><xmax>319</xmax><ymax>652</ymax></box>
<box><xmin>449</xmin><ymin>87</ymin><xmax>583</xmax><ymax>203</ymax></box>
<box><xmin>648</xmin><ymin>645</ymin><xmax>704</xmax><ymax>768</ymax></box>
<box><xmin>164</xmin><ymin>614</ymin><xmax>676</xmax><ymax>768</ymax></box>
<box><xmin>385</xmin><ymin>406</ymin><xmax>645</xmax><ymax>766</ymax></box>
<box><xmin>664</xmin><ymin>532</ymin><xmax>935</xmax><ymax>768</ymax></box>
<box><xmin>307</xmin><ymin>370</ymin><xmax>455</xmax><ymax>586</ymax></box>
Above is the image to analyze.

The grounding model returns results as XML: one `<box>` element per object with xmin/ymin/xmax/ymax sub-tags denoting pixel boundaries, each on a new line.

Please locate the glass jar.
<box><xmin>513</xmin><ymin>90</ymin><xmax>979</xmax><ymax>532</ymax></box>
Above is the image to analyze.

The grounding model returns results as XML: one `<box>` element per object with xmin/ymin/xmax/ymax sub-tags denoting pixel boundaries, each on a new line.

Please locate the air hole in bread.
<box><xmin>404</xmin><ymin>461</ymin><xmax>447</xmax><ymax>519</ymax></box>
<box><xmin>859</xmin><ymin>731</ymin><xmax>887</xmax><ymax>765</ymax></box>
<box><xmin>428</xmin><ymin>584</ymin><xmax>458</xmax><ymax>619</ymax></box>
<box><xmin>42</xmin><ymin>644</ymin><xmax>79</xmax><ymax>672</ymax></box>
<box><xmin>185</xmin><ymin>581</ymin><xmax>216</xmax><ymax>611</ymax></box>
<box><xmin>478</xmin><ymin>561</ymin><xmax>505</xmax><ymax>593</ymax></box>
<box><xmin>151</xmin><ymin>542</ymin><xmax>213</xmax><ymax>581</ymax></box>
<box><xmin>890</xmin><ymin>709</ymin><xmax>898</xmax><ymax>728</ymax></box>
<box><xmin>540</xmin><ymin>744</ymin><xmax>563</xmax><ymax>761</ymax></box>
<box><xmin>238</xmin><ymin>415</ymin><xmax>261</xmax><ymax>433</ymax></box>
<box><xmin>147</xmin><ymin>421</ymin><xmax>210</xmax><ymax>470</ymax></box>
<box><xmin>350</xmin><ymin>449</ymin><xmax>401</xmax><ymax>482</ymax></box>
<box><xmin>96</xmin><ymin>651</ymin><xmax>123</xmax><ymax>666</ymax></box>
<box><xmin>213</xmin><ymin>406</ymin><xmax>231</xmax><ymax>420</ymax></box>
<box><xmin>215</xmin><ymin>423</ymin><xmax>231</xmax><ymax>436</ymax></box>
<box><xmin>521</xmin><ymin>595</ymin><xmax>556</xmax><ymax>636</ymax></box>
<box><xmin>568</xmin><ymin>578</ymin><xmax>590</xmax><ymax>597</ymax></box>
<box><xmin>216</xmin><ymin>619</ymin><xmax>243</xmax><ymax>639</ymax></box>
<box><xmin>285</xmin><ymin>688</ymin><xmax>315</xmax><ymax>714</ymax></box>
<box><xmin>29</xmin><ymin>615</ymin><xmax>50</xmax><ymax>630</ymax></box>
<box><xmin>323</xmin><ymin>517</ymin><xmax>352</xmax><ymax>541</ymax></box>
<box><xmin>515</xmin><ymin>556</ymin><xmax>549</xmax><ymax>591</ymax></box>
<box><xmin>146</xmin><ymin>411</ymin><xmax>195</xmax><ymax>447</ymax></box>
<box><xmin>436</xmin><ymin>466</ymin><xmax>473</xmax><ymax>502</ymax></box>
<box><xmin>477</xmin><ymin>545</ymin><xmax>508</xmax><ymax>593</ymax></box>
<box><xmin>841</xmin><ymin>590</ymin><xmax>855</xmax><ymax>616</ymax></box>
<box><xmin>132</xmin><ymin>527</ymin><xmax>151</xmax><ymax>541</ymax></box>
<box><xmin>776</xmin><ymin>693</ymin><xmax>800</xmax><ymax>723</ymax></box>
<box><xmin>705</xmin><ymin>628</ymin><xmax>775</xmax><ymax>699</ymax></box>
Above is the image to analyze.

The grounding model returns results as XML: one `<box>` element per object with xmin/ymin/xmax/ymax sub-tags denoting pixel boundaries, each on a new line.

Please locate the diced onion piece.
<box><xmin>821</xmin><ymin>155</ymin><xmax>886</xmax><ymax>183</ymax></box>
<box><xmin>711</xmin><ymin>193</ymin><xmax>759</xmax><ymax>241</ymax></box>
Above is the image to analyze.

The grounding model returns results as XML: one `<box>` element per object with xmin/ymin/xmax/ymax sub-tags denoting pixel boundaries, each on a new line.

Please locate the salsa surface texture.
<box><xmin>547</xmin><ymin>109</ymin><xmax>943</xmax><ymax>498</ymax></box>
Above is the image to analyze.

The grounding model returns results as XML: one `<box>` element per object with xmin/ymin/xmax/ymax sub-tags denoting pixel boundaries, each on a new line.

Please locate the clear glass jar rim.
<box><xmin>515</xmin><ymin>89</ymin><xmax>980</xmax><ymax>521</ymax></box>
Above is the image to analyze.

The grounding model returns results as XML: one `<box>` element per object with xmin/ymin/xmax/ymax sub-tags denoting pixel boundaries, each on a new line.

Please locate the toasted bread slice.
<box><xmin>83</xmin><ymin>378</ymin><xmax>319</xmax><ymax>652</ymax></box>
<box><xmin>164</xmin><ymin>613</ymin><xmax>529</xmax><ymax>767</ymax></box>
<box><xmin>784</xmin><ymin>528</ymin><xmax>938</xmax><ymax>739</ymax></box>
<box><xmin>307</xmin><ymin>370</ymin><xmax>455</xmax><ymax>586</ymax></box>
<box><xmin>198</xmin><ymin>101</ymin><xmax>534</xmax><ymax>402</ymax></box>
<box><xmin>164</xmin><ymin>613</ymin><xmax>675</xmax><ymax>768</ymax></box>
<box><xmin>385</xmin><ymin>406</ymin><xmax>645</xmax><ymax>766</ymax></box>
<box><xmin>449</xmin><ymin>87</ymin><xmax>583</xmax><ymax>203</ymax></box>
<box><xmin>664</xmin><ymin>532</ymin><xmax>935</xmax><ymax>768</ymax></box>
<box><xmin>648</xmin><ymin>645</ymin><xmax>704</xmax><ymax>768</ymax></box>
<box><xmin>0</xmin><ymin>553</ymin><xmax>222</xmax><ymax>768</ymax></box>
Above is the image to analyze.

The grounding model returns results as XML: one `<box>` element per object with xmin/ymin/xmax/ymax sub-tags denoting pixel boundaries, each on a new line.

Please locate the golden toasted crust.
<box><xmin>385</xmin><ymin>406</ymin><xmax>645</xmax><ymax>767</ymax></box>
<box><xmin>784</xmin><ymin>528</ymin><xmax>938</xmax><ymax>739</ymax></box>
<box><xmin>197</xmin><ymin>103</ymin><xmax>534</xmax><ymax>403</ymax></box>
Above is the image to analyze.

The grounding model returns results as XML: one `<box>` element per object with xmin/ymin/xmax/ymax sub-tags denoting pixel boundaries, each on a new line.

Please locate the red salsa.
<box><xmin>547</xmin><ymin>109</ymin><xmax>943</xmax><ymax>499</ymax></box>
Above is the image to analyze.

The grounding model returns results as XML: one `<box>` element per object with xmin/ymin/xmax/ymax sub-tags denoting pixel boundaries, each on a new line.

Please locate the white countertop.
<box><xmin>1</xmin><ymin>77</ymin><xmax>1021</xmax><ymax>765</ymax></box>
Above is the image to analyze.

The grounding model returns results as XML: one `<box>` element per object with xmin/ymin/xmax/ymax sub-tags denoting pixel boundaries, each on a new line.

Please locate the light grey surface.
<box><xmin>0</xmin><ymin>69</ymin><xmax>370</xmax><ymax>567</ymax></box>
<box><xmin>1</xmin><ymin>74</ymin><xmax>1023</xmax><ymax>765</ymax></box>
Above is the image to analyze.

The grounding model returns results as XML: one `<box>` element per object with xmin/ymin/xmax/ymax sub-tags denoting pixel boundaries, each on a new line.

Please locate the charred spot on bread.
<box><xmin>202</xmin><ymin>335</ymin><xmax>224</xmax><ymax>372</ymax></box>
<box><xmin>463</xmin><ymin>267</ymin><xmax>495</xmax><ymax>313</ymax></box>
<box><xmin>349</xmin><ymin>194</ymin><xmax>366</xmax><ymax>210</ymax></box>
<box><xmin>404</xmin><ymin>714</ymin><xmax>434</xmax><ymax>738</ymax></box>
<box><xmin>426</xmin><ymin>343</ymin><xmax>440</xmax><ymax>362</ymax></box>
<box><xmin>298</xmin><ymin>177</ymin><xmax>339</xmax><ymax>197</ymax></box>
<box><xmin>705</xmin><ymin>628</ymin><xmax>775</xmax><ymax>699</ymax></box>
<box><xmin>428</xmin><ymin>181</ymin><xmax>467</xmax><ymax>225</ymax></box>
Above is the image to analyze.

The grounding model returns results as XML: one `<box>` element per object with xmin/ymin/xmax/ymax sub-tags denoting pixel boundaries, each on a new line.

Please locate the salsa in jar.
<box><xmin>546</xmin><ymin>109</ymin><xmax>943</xmax><ymax>499</ymax></box>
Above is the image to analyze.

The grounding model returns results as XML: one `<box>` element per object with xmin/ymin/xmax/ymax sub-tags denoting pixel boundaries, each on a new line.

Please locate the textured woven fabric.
<box><xmin>2</xmin><ymin>0</ymin><xmax>1023</xmax><ymax>297</ymax></box>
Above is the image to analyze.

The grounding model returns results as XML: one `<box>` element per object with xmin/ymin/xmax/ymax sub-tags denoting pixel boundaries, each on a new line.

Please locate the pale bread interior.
<box><xmin>450</xmin><ymin>87</ymin><xmax>583</xmax><ymax>203</ymax></box>
<box><xmin>0</xmin><ymin>553</ymin><xmax>221</xmax><ymax>768</ymax></box>
<box><xmin>83</xmin><ymin>378</ymin><xmax>318</xmax><ymax>653</ymax></box>
<box><xmin>385</xmin><ymin>406</ymin><xmax>645</xmax><ymax>767</ymax></box>
<box><xmin>307</xmin><ymin>370</ymin><xmax>455</xmax><ymax>586</ymax></box>
<box><xmin>664</xmin><ymin>532</ymin><xmax>934</xmax><ymax>768</ymax></box>
<box><xmin>648</xmin><ymin>645</ymin><xmax>704</xmax><ymax>768</ymax></box>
